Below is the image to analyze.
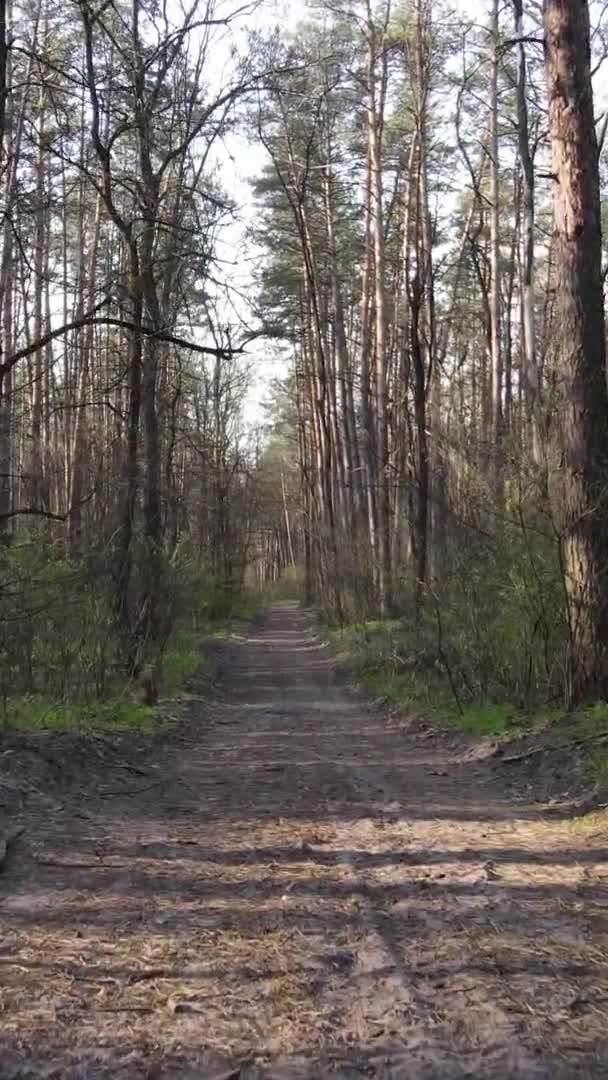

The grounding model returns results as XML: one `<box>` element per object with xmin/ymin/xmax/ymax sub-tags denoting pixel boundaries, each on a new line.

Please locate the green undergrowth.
<box><xmin>325</xmin><ymin>617</ymin><xmax>565</xmax><ymax>738</ymax></box>
<box><xmin>1</xmin><ymin>694</ymin><xmax>161</xmax><ymax>734</ymax></box>
<box><xmin>577</xmin><ymin>700</ymin><xmax>608</xmax><ymax>738</ymax></box>
<box><xmin>265</xmin><ymin>566</ymin><xmax>304</xmax><ymax>602</ymax></box>
<box><xmin>326</xmin><ymin>615</ymin><xmax>608</xmax><ymax>798</ymax></box>
<box><xmin>198</xmin><ymin>584</ymin><xmax>261</xmax><ymax>625</ymax></box>
<box><xmin>162</xmin><ymin>629</ymin><xmax>209</xmax><ymax>695</ymax></box>
<box><xmin>361</xmin><ymin>667</ymin><xmax>522</xmax><ymax>735</ymax></box>
<box><xmin>576</xmin><ymin>701</ymin><xmax>608</xmax><ymax>787</ymax></box>
<box><xmin>0</xmin><ymin>585</ymin><xmax>261</xmax><ymax>736</ymax></box>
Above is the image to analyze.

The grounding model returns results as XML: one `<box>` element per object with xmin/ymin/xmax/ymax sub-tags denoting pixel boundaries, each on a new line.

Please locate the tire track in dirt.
<box><xmin>1</xmin><ymin>602</ymin><xmax>608</xmax><ymax>1078</ymax></box>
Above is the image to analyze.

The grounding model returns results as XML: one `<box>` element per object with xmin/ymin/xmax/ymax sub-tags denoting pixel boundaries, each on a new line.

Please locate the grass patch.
<box><xmin>0</xmin><ymin>693</ymin><xmax>161</xmax><ymax>734</ymax></box>
<box><xmin>446</xmin><ymin>702</ymin><xmax>516</xmax><ymax>736</ymax></box>
<box><xmin>580</xmin><ymin>703</ymin><xmax>608</xmax><ymax>787</ymax></box>
<box><xmin>163</xmin><ymin>630</ymin><xmax>206</xmax><ymax>694</ymax></box>
<box><xmin>0</xmin><ymin>585</ymin><xmax>263</xmax><ymax>737</ymax></box>
<box><xmin>577</xmin><ymin>700</ymin><xmax>608</xmax><ymax>737</ymax></box>
<box><xmin>359</xmin><ymin>668</ymin><xmax>449</xmax><ymax>711</ymax></box>
<box><xmin>266</xmin><ymin>566</ymin><xmax>304</xmax><ymax>602</ymax></box>
<box><xmin>0</xmin><ymin>625</ymin><xmax>213</xmax><ymax>734</ymax></box>
<box><xmin>324</xmin><ymin>616</ymin><xmax>554</xmax><ymax>738</ymax></box>
<box><xmin>198</xmin><ymin>584</ymin><xmax>261</xmax><ymax>624</ymax></box>
<box><xmin>570</xmin><ymin>805</ymin><xmax>608</xmax><ymax>832</ymax></box>
<box><xmin>163</xmin><ymin>588</ymin><xmax>264</xmax><ymax>692</ymax></box>
<box><xmin>591</xmin><ymin>750</ymin><xmax>608</xmax><ymax>787</ymax></box>
<box><xmin>360</xmin><ymin>670</ymin><xmax>516</xmax><ymax>735</ymax></box>
<box><xmin>569</xmin><ymin>702</ymin><xmax>608</xmax><ymax>788</ymax></box>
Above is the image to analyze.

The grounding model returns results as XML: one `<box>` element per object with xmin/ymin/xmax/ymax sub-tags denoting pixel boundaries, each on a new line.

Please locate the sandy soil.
<box><xmin>1</xmin><ymin>602</ymin><xmax>607</xmax><ymax>1078</ymax></box>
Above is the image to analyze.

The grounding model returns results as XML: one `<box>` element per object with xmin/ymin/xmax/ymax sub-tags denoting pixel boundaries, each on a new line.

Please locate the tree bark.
<box><xmin>489</xmin><ymin>0</ymin><xmax>502</xmax><ymax>480</ymax></box>
<box><xmin>365</xmin><ymin>0</ymin><xmax>391</xmax><ymax>614</ymax></box>
<box><xmin>543</xmin><ymin>0</ymin><xmax>608</xmax><ymax>702</ymax></box>
<box><xmin>513</xmin><ymin>0</ymin><xmax>541</xmax><ymax>462</ymax></box>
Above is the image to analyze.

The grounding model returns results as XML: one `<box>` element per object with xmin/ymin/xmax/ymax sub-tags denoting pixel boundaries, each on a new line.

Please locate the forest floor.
<box><xmin>1</xmin><ymin>603</ymin><xmax>608</xmax><ymax>1079</ymax></box>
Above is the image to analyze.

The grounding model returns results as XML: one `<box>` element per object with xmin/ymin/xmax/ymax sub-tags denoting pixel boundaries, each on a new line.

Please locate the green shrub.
<box><xmin>0</xmin><ymin>540</ymin><xmax>259</xmax><ymax>734</ymax></box>
<box><xmin>0</xmin><ymin>544</ymin><xmax>121</xmax><ymax>702</ymax></box>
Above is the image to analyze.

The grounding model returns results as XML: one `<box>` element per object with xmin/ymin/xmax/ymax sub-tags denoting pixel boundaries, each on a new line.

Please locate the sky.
<box><xmin>204</xmin><ymin>0</ymin><xmax>300</xmax><ymax>428</ymax></box>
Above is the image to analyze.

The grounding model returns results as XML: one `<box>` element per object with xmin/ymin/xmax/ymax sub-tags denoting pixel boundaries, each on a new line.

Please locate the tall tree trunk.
<box><xmin>414</xmin><ymin>0</ymin><xmax>439</xmax><ymax>581</ymax></box>
<box><xmin>365</xmin><ymin>2</ymin><xmax>391</xmax><ymax>614</ymax></box>
<box><xmin>0</xmin><ymin>0</ymin><xmax>8</xmax><ymax>166</ymax></box>
<box><xmin>513</xmin><ymin>0</ymin><xmax>541</xmax><ymax>463</ymax></box>
<box><xmin>69</xmin><ymin>192</ymin><xmax>102</xmax><ymax>558</ymax></box>
<box><xmin>392</xmin><ymin>136</ymin><xmax>417</xmax><ymax>569</ymax></box>
<box><xmin>322</xmin><ymin>163</ymin><xmax>360</xmax><ymax>529</ymax></box>
<box><xmin>489</xmin><ymin>0</ymin><xmax>502</xmax><ymax>480</ymax></box>
<box><xmin>31</xmin><ymin>52</ymin><xmax>47</xmax><ymax>513</ymax></box>
<box><xmin>410</xmin><ymin>273</ymin><xmax>429</xmax><ymax>615</ymax></box>
<box><xmin>0</xmin><ymin>0</ymin><xmax>12</xmax><ymax>529</ymax></box>
<box><xmin>359</xmin><ymin>146</ymin><xmax>379</xmax><ymax>598</ymax></box>
<box><xmin>114</xmin><ymin>245</ymin><xmax>143</xmax><ymax>666</ymax></box>
<box><xmin>543</xmin><ymin>0</ymin><xmax>608</xmax><ymax>703</ymax></box>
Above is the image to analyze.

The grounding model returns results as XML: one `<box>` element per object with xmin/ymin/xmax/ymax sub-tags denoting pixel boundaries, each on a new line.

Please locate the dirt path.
<box><xmin>2</xmin><ymin>603</ymin><xmax>608</xmax><ymax>1078</ymax></box>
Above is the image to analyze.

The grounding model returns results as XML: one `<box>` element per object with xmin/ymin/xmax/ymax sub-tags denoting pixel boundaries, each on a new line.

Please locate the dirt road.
<box><xmin>2</xmin><ymin>603</ymin><xmax>608</xmax><ymax>1078</ymax></box>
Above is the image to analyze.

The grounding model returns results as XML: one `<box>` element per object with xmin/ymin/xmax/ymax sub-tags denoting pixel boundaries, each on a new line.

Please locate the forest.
<box><xmin>0</xmin><ymin>0</ymin><xmax>607</xmax><ymax>727</ymax></box>
<box><xmin>252</xmin><ymin>0</ymin><xmax>608</xmax><ymax>721</ymax></box>
<box><xmin>0</xmin><ymin>0</ymin><xmax>269</xmax><ymax>722</ymax></box>
<box><xmin>4</xmin><ymin>1</ymin><xmax>608</xmax><ymax>1075</ymax></box>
